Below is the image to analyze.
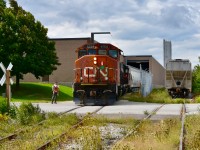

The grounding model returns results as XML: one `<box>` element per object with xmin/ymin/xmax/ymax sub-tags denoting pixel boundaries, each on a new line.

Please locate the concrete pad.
<box><xmin>97</xmin><ymin>103</ymin><xmax>162</xmax><ymax>119</ymax></box>
<box><xmin>185</xmin><ymin>103</ymin><xmax>200</xmax><ymax>115</ymax></box>
<box><xmin>12</xmin><ymin>101</ymin><xmax>79</xmax><ymax>113</ymax></box>
<box><xmin>151</xmin><ymin>104</ymin><xmax>182</xmax><ymax>120</ymax></box>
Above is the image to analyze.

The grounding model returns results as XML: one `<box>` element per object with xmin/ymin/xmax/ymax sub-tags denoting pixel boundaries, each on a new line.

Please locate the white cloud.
<box><xmin>6</xmin><ymin>0</ymin><xmax>200</xmax><ymax>67</ymax></box>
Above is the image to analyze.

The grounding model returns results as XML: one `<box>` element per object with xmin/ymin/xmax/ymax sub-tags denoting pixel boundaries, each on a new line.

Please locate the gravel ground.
<box><xmin>58</xmin><ymin>123</ymin><xmax>127</xmax><ymax>150</ymax></box>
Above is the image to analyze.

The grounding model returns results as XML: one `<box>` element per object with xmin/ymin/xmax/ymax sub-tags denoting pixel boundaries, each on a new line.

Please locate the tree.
<box><xmin>0</xmin><ymin>0</ymin><xmax>6</xmax><ymax>8</ymax></box>
<box><xmin>192</xmin><ymin>57</ymin><xmax>200</xmax><ymax>93</ymax></box>
<box><xmin>0</xmin><ymin>0</ymin><xmax>60</xmax><ymax>87</ymax></box>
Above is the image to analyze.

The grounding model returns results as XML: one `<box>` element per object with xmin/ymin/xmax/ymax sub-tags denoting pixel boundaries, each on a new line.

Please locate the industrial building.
<box><xmin>22</xmin><ymin>37</ymin><xmax>91</xmax><ymax>85</ymax></box>
<box><xmin>22</xmin><ymin>38</ymin><xmax>165</xmax><ymax>88</ymax></box>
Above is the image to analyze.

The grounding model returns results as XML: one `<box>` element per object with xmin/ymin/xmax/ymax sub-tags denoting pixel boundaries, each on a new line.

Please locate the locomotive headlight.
<box><xmin>105</xmin><ymin>77</ymin><xmax>108</xmax><ymax>80</ymax></box>
<box><xmin>93</xmin><ymin>57</ymin><xmax>97</xmax><ymax>65</ymax></box>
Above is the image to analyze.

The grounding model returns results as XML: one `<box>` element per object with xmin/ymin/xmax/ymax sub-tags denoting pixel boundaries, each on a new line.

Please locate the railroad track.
<box><xmin>36</xmin><ymin>106</ymin><xmax>104</xmax><ymax>150</ymax></box>
<box><xmin>179</xmin><ymin>103</ymin><xmax>186</xmax><ymax>150</ymax></box>
<box><xmin>110</xmin><ymin>103</ymin><xmax>187</xmax><ymax>150</ymax></box>
<box><xmin>110</xmin><ymin>104</ymin><xmax>165</xmax><ymax>148</ymax></box>
<box><xmin>0</xmin><ymin>106</ymin><xmax>83</xmax><ymax>143</ymax></box>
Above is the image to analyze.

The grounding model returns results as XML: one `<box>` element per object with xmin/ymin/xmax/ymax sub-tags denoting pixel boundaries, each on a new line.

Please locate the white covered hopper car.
<box><xmin>165</xmin><ymin>59</ymin><xmax>192</xmax><ymax>98</ymax></box>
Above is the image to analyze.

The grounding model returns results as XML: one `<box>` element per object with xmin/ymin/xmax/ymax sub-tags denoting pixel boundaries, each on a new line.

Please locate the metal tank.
<box><xmin>127</xmin><ymin>65</ymin><xmax>153</xmax><ymax>97</ymax></box>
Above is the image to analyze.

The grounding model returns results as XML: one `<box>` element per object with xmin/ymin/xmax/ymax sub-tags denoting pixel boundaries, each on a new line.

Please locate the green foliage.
<box><xmin>121</xmin><ymin>88</ymin><xmax>172</xmax><ymax>103</ymax></box>
<box><xmin>196</xmin><ymin>95</ymin><xmax>200</xmax><ymax>103</ymax></box>
<box><xmin>113</xmin><ymin>118</ymin><xmax>181</xmax><ymax>149</ymax></box>
<box><xmin>16</xmin><ymin>102</ymin><xmax>45</xmax><ymax>125</ymax></box>
<box><xmin>121</xmin><ymin>88</ymin><xmax>193</xmax><ymax>103</ymax></box>
<box><xmin>192</xmin><ymin>64</ymin><xmax>200</xmax><ymax>93</ymax></box>
<box><xmin>0</xmin><ymin>99</ymin><xmax>8</xmax><ymax>114</ymax></box>
<box><xmin>0</xmin><ymin>0</ymin><xmax>60</xmax><ymax>87</ymax></box>
<box><xmin>46</xmin><ymin>112</ymin><xmax>59</xmax><ymax>119</ymax></box>
<box><xmin>146</xmin><ymin>88</ymin><xmax>172</xmax><ymax>103</ymax></box>
<box><xmin>0</xmin><ymin>99</ymin><xmax>18</xmax><ymax>117</ymax></box>
<box><xmin>0</xmin><ymin>113</ymin><xmax>8</xmax><ymax>121</ymax></box>
<box><xmin>0</xmin><ymin>0</ymin><xmax>6</xmax><ymax>8</ymax></box>
<box><xmin>79</xmin><ymin>127</ymin><xmax>102</xmax><ymax>150</ymax></box>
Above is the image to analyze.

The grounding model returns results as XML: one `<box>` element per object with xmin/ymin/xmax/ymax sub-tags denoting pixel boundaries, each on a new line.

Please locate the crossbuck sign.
<box><xmin>0</xmin><ymin>62</ymin><xmax>14</xmax><ymax>86</ymax></box>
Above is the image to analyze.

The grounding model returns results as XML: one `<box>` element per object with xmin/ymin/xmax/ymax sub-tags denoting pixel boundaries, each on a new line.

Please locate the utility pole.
<box><xmin>91</xmin><ymin>32</ymin><xmax>111</xmax><ymax>43</ymax></box>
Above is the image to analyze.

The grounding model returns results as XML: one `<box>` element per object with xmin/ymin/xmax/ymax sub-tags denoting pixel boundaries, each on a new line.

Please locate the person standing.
<box><xmin>51</xmin><ymin>82</ymin><xmax>59</xmax><ymax>104</ymax></box>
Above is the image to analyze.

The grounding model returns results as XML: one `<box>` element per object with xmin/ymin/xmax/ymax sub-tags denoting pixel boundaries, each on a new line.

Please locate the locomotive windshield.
<box><xmin>98</xmin><ymin>50</ymin><xmax>107</xmax><ymax>55</ymax></box>
<box><xmin>77</xmin><ymin>45</ymin><xmax>119</xmax><ymax>59</ymax></box>
<box><xmin>109</xmin><ymin>50</ymin><xmax>118</xmax><ymax>58</ymax></box>
<box><xmin>88</xmin><ymin>49</ymin><xmax>97</xmax><ymax>55</ymax></box>
<box><xmin>78</xmin><ymin>50</ymin><xmax>87</xmax><ymax>58</ymax></box>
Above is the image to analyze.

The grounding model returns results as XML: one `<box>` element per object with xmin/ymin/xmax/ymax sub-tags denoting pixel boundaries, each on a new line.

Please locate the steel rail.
<box><xmin>36</xmin><ymin>106</ymin><xmax>104</xmax><ymax>150</ymax></box>
<box><xmin>179</xmin><ymin>103</ymin><xmax>186</xmax><ymax>150</ymax></box>
<box><xmin>111</xmin><ymin>104</ymin><xmax>165</xmax><ymax>148</ymax></box>
<box><xmin>0</xmin><ymin>106</ymin><xmax>82</xmax><ymax>143</ymax></box>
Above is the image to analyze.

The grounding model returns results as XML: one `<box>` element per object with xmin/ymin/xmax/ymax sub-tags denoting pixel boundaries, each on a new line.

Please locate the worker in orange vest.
<box><xmin>51</xmin><ymin>82</ymin><xmax>59</xmax><ymax>104</ymax></box>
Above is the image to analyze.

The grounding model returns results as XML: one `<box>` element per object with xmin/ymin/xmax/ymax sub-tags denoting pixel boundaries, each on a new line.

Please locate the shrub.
<box><xmin>0</xmin><ymin>113</ymin><xmax>8</xmax><ymax>121</ymax></box>
<box><xmin>195</xmin><ymin>96</ymin><xmax>200</xmax><ymax>103</ymax></box>
<box><xmin>0</xmin><ymin>99</ymin><xmax>18</xmax><ymax>118</ymax></box>
<box><xmin>16</xmin><ymin>102</ymin><xmax>45</xmax><ymax>125</ymax></box>
<box><xmin>0</xmin><ymin>99</ymin><xmax>8</xmax><ymax>114</ymax></box>
<box><xmin>9</xmin><ymin>104</ymin><xmax>18</xmax><ymax>118</ymax></box>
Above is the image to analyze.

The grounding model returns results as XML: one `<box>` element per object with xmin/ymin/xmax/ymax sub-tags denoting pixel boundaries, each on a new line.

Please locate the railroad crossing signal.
<box><xmin>0</xmin><ymin>62</ymin><xmax>14</xmax><ymax>86</ymax></box>
<box><xmin>0</xmin><ymin>62</ymin><xmax>14</xmax><ymax>109</ymax></box>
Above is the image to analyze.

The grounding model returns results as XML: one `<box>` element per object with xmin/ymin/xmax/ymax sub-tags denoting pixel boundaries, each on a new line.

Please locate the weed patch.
<box><xmin>121</xmin><ymin>88</ymin><xmax>192</xmax><ymax>104</ymax></box>
<box><xmin>185</xmin><ymin>115</ymin><xmax>200</xmax><ymax>149</ymax></box>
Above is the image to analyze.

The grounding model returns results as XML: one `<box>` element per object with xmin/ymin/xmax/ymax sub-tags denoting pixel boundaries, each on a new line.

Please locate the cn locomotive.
<box><xmin>73</xmin><ymin>43</ymin><xmax>129</xmax><ymax>105</ymax></box>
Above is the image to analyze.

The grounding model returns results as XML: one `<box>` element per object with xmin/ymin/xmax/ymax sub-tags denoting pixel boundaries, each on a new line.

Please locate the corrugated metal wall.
<box><xmin>128</xmin><ymin>65</ymin><xmax>153</xmax><ymax>97</ymax></box>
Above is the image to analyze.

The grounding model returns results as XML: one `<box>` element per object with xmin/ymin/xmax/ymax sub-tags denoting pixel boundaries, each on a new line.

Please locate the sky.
<box><xmin>6</xmin><ymin>0</ymin><xmax>200</xmax><ymax>68</ymax></box>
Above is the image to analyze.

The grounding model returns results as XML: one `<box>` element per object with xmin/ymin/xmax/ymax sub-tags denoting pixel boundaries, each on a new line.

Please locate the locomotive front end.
<box><xmin>73</xmin><ymin>43</ymin><xmax>120</xmax><ymax>105</ymax></box>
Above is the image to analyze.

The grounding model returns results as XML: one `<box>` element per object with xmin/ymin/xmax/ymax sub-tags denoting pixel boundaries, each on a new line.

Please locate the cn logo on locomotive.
<box><xmin>83</xmin><ymin>67</ymin><xmax>108</xmax><ymax>80</ymax></box>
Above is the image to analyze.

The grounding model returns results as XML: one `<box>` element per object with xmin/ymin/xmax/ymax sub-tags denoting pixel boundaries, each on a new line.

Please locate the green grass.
<box><xmin>185</xmin><ymin>115</ymin><xmax>200</xmax><ymax>149</ymax></box>
<box><xmin>113</xmin><ymin>118</ymin><xmax>181</xmax><ymax>149</ymax></box>
<box><xmin>120</xmin><ymin>88</ymin><xmax>192</xmax><ymax>104</ymax></box>
<box><xmin>0</xmin><ymin>82</ymin><xmax>73</xmax><ymax>103</ymax></box>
